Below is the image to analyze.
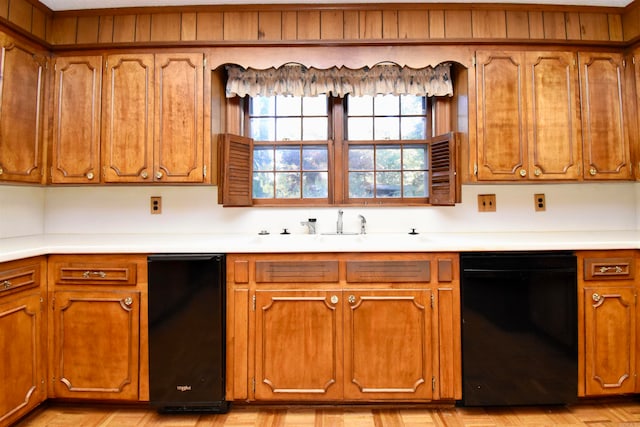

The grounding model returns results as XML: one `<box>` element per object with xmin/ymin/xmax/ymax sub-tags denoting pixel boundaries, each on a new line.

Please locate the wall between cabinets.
<box><xmin>1</xmin><ymin>183</ymin><xmax>636</xmax><ymax>239</ymax></box>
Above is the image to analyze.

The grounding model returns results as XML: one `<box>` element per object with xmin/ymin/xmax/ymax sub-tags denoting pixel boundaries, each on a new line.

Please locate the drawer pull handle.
<box><xmin>592</xmin><ymin>293</ymin><xmax>601</xmax><ymax>303</ymax></box>
<box><xmin>599</xmin><ymin>266</ymin><xmax>623</xmax><ymax>274</ymax></box>
<box><xmin>330</xmin><ymin>295</ymin><xmax>338</xmax><ymax>304</ymax></box>
<box><xmin>123</xmin><ymin>297</ymin><xmax>133</xmax><ymax>306</ymax></box>
<box><xmin>82</xmin><ymin>270</ymin><xmax>107</xmax><ymax>278</ymax></box>
<box><xmin>1</xmin><ymin>280</ymin><xmax>11</xmax><ymax>289</ymax></box>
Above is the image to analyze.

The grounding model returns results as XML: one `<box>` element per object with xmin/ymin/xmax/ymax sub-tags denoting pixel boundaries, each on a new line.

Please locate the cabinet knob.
<box><xmin>155</xmin><ymin>171</ymin><xmax>163</xmax><ymax>179</ymax></box>
<box><xmin>123</xmin><ymin>297</ymin><xmax>133</xmax><ymax>306</ymax></box>
<box><xmin>330</xmin><ymin>295</ymin><xmax>338</xmax><ymax>304</ymax></box>
<box><xmin>592</xmin><ymin>293</ymin><xmax>601</xmax><ymax>303</ymax></box>
<box><xmin>1</xmin><ymin>280</ymin><xmax>11</xmax><ymax>289</ymax></box>
<box><xmin>0</xmin><ymin>166</ymin><xmax>3</xmax><ymax>175</ymax></box>
<box><xmin>589</xmin><ymin>166</ymin><xmax>597</xmax><ymax>176</ymax></box>
<box><xmin>86</xmin><ymin>171</ymin><xmax>94</xmax><ymax>180</ymax></box>
<box><xmin>519</xmin><ymin>169</ymin><xmax>527</xmax><ymax>177</ymax></box>
<box><xmin>534</xmin><ymin>168</ymin><xmax>541</xmax><ymax>177</ymax></box>
<box><xmin>348</xmin><ymin>295</ymin><xmax>356</xmax><ymax>304</ymax></box>
<box><xmin>140</xmin><ymin>170</ymin><xmax>149</xmax><ymax>179</ymax></box>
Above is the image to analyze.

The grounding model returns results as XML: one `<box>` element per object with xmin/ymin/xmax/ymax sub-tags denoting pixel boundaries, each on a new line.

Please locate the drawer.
<box><xmin>256</xmin><ymin>260</ymin><xmax>339</xmax><ymax>283</ymax></box>
<box><xmin>583</xmin><ymin>257</ymin><xmax>634</xmax><ymax>281</ymax></box>
<box><xmin>346</xmin><ymin>260</ymin><xmax>430</xmax><ymax>283</ymax></box>
<box><xmin>0</xmin><ymin>262</ymin><xmax>40</xmax><ymax>294</ymax></box>
<box><xmin>54</xmin><ymin>262</ymin><xmax>137</xmax><ymax>286</ymax></box>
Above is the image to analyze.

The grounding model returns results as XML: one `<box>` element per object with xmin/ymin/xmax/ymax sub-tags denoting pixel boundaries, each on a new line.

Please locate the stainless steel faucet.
<box><xmin>337</xmin><ymin>209</ymin><xmax>343</xmax><ymax>234</ymax></box>
<box><xmin>300</xmin><ymin>218</ymin><xmax>317</xmax><ymax>234</ymax></box>
<box><xmin>358</xmin><ymin>214</ymin><xmax>366</xmax><ymax>234</ymax></box>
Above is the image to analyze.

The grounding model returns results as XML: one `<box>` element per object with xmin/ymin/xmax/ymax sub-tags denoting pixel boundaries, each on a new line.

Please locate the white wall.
<box><xmin>0</xmin><ymin>185</ymin><xmax>45</xmax><ymax>238</ymax></box>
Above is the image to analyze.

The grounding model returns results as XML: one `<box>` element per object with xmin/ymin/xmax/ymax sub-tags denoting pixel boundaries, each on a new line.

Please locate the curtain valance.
<box><xmin>225</xmin><ymin>63</ymin><xmax>453</xmax><ymax>98</ymax></box>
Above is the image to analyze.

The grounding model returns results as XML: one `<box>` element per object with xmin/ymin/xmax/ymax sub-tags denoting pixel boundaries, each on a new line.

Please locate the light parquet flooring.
<box><xmin>13</xmin><ymin>400</ymin><xmax>640</xmax><ymax>427</ymax></box>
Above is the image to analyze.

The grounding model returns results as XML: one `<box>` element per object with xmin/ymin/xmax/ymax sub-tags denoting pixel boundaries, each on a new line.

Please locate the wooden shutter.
<box><xmin>429</xmin><ymin>132</ymin><xmax>460</xmax><ymax>206</ymax></box>
<box><xmin>219</xmin><ymin>134</ymin><xmax>253</xmax><ymax>206</ymax></box>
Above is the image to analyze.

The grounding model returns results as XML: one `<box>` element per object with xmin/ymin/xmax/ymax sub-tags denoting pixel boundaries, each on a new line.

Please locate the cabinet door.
<box><xmin>583</xmin><ymin>286</ymin><xmax>636</xmax><ymax>395</ymax></box>
<box><xmin>0</xmin><ymin>293</ymin><xmax>45</xmax><ymax>426</ymax></box>
<box><xmin>0</xmin><ymin>39</ymin><xmax>45</xmax><ymax>183</ymax></box>
<box><xmin>476</xmin><ymin>51</ymin><xmax>527</xmax><ymax>180</ymax></box>
<box><xmin>343</xmin><ymin>290</ymin><xmax>433</xmax><ymax>400</ymax></box>
<box><xmin>254</xmin><ymin>290</ymin><xmax>343</xmax><ymax>400</ymax></box>
<box><xmin>526</xmin><ymin>52</ymin><xmax>581</xmax><ymax>180</ymax></box>
<box><xmin>154</xmin><ymin>53</ymin><xmax>204</xmax><ymax>183</ymax></box>
<box><xmin>102</xmin><ymin>54</ymin><xmax>154</xmax><ymax>183</ymax></box>
<box><xmin>579</xmin><ymin>52</ymin><xmax>632</xmax><ymax>180</ymax></box>
<box><xmin>51</xmin><ymin>56</ymin><xmax>102</xmax><ymax>184</ymax></box>
<box><xmin>51</xmin><ymin>291</ymin><xmax>140</xmax><ymax>400</ymax></box>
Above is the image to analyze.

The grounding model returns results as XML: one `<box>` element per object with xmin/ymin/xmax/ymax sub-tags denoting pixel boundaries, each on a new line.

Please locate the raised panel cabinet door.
<box><xmin>102</xmin><ymin>54</ymin><xmax>154</xmax><ymax>183</ymax></box>
<box><xmin>526</xmin><ymin>51</ymin><xmax>581</xmax><ymax>180</ymax></box>
<box><xmin>579</xmin><ymin>52</ymin><xmax>632</xmax><ymax>180</ymax></box>
<box><xmin>51</xmin><ymin>291</ymin><xmax>140</xmax><ymax>401</ymax></box>
<box><xmin>343</xmin><ymin>290</ymin><xmax>433</xmax><ymax>400</ymax></box>
<box><xmin>476</xmin><ymin>51</ymin><xmax>527</xmax><ymax>180</ymax></box>
<box><xmin>0</xmin><ymin>293</ymin><xmax>45</xmax><ymax>427</ymax></box>
<box><xmin>154</xmin><ymin>53</ymin><xmax>204</xmax><ymax>182</ymax></box>
<box><xmin>583</xmin><ymin>286</ymin><xmax>636</xmax><ymax>395</ymax></box>
<box><xmin>254</xmin><ymin>290</ymin><xmax>343</xmax><ymax>400</ymax></box>
<box><xmin>51</xmin><ymin>56</ymin><xmax>102</xmax><ymax>184</ymax></box>
<box><xmin>0</xmin><ymin>41</ymin><xmax>45</xmax><ymax>183</ymax></box>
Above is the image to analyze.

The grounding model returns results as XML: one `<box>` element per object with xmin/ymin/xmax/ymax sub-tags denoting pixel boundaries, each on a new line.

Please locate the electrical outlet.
<box><xmin>150</xmin><ymin>196</ymin><xmax>162</xmax><ymax>214</ymax></box>
<box><xmin>478</xmin><ymin>194</ymin><xmax>496</xmax><ymax>212</ymax></box>
<box><xmin>534</xmin><ymin>193</ymin><xmax>546</xmax><ymax>212</ymax></box>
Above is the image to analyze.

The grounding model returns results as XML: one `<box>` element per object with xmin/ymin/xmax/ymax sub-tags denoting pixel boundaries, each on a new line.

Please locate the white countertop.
<box><xmin>1</xmin><ymin>230</ymin><xmax>639</xmax><ymax>262</ymax></box>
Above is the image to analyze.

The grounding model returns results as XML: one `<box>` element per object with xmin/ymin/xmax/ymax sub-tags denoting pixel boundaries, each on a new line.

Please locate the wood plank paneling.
<box><xmin>445</xmin><ymin>10</ymin><xmax>472</xmax><ymax>39</ymax></box>
<box><xmin>297</xmin><ymin>10</ymin><xmax>320</xmax><ymax>40</ymax></box>
<box><xmin>398</xmin><ymin>10</ymin><xmax>428</xmax><ymax>40</ymax></box>
<box><xmin>98</xmin><ymin>15</ymin><xmax>113</xmax><ymax>44</ymax></box>
<box><xmin>0</xmin><ymin>0</ymin><xmax>8</xmax><ymax>19</ymax></box>
<box><xmin>472</xmin><ymin>10</ymin><xmax>506</xmax><ymax>39</ymax></box>
<box><xmin>113</xmin><ymin>15</ymin><xmax>136</xmax><ymax>43</ymax></box>
<box><xmin>8</xmin><ymin>0</ymin><xmax>32</xmax><ymax>32</ymax></box>
<box><xmin>76</xmin><ymin>16</ymin><xmax>99</xmax><ymax>44</ymax></box>
<box><xmin>224</xmin><ymin>11</ymin><xmax>257</xmax><ymax>41</ymax></box>
<box><xmin>544</xmin><ymin>11</ymin><xmax>567</xmax><ymax>40</ymax></box>
<box><xmin>31</xmin><ymin>5</ymin><xmax>46</xmax><ymax>39</ymax></box>
<box><xmin>321</xmin><ymin>10</ymin><xmax>342</xmax><ymax>40</ymax></box>
<box><xmin>506</xmin><ymin>11</ymin><xmax>529</xmax><ymax>39</ymax></box>
<box><xmin>48</xmin><ymin>16</ymin><xmax>77</xmax><ymax>45</ymax></box>
<box><xmin>181</xmin><ymin>12</ymin><xmax>197</xmax><ymax>41</ymax></box>
<box><xmin>622</xmin><ymin>6</ymin><xmax>640</xmax><ymax>42</ymax></box>
<box><xmin>281</xmin><ymin>10</ymin><xmax>297</xmax><ymax>40</ymax></box>
<box><xmin>566</xmin><ymin>12</ymin><xmax>581</xmax><ymax>40</ymax></box>
<box><xmin>360</xmin><ymin>10</ymin><xmax>382</xmax><ymax>40</ymax></box>
<box><xmin>609</xmin><ymin>13</ymin><xmax>623</xmax><ymax>41</ymax></box>
<box><xmin>258</xmin><ymin>11</ymin><xmax>281</xmax><ymax>41</ymax></box>
<box><xmin>382</xmin><ymin>10</ymin><xmax>398</xmax><ymax>39</ymax></box>
<box><xmin>135</xmin><ymin>14</ymin><xmax>151</xmax><ymax>42</ymax></box>
<box><xmin>429</xmin><ymin>10</ymin><xmax>445</xmax><ymax>39</ymax></box>
<box><xmin>196</xmin><ymin>12</ymin><xmax>223</xmax><ymax>41</ymax></box>
<box><xmin>343</xmin><ymin>10</ymin><xmax>359</xmax><ymax>40</ymax></box>
<box><xmin>150</xmin><ymin>13</ymin><xmax>180</xmax><ymax>41</ymax></box>
<box><xmin>579</xmin><ymin>12</ymin><xmax>610</xmax><ymax>41</ymax></box>
<box><xmin>528</xmin><ymin>11</ymin><xmax>544</xmax><ymax>39</ymax></box>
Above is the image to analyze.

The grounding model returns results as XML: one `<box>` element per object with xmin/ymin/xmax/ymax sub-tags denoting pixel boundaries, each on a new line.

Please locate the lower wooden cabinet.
<box><xmin>228</xmin><ymin>253</ymin><xmax>461</xmax><ymax>403</ymax></box>
<box><xmin>0</xmin><ymin>257</ymin><xmax>46</xmax><ymax>427</ymax></box>
<box><xmin>48</xmin><ymin>254</ymin><xmax>148</xmax><ymax>402</ymax></box>
<box><xmin>577</xmin><ymin>250</ymin><xmax>637</xmax><ymax>396</ymax></box>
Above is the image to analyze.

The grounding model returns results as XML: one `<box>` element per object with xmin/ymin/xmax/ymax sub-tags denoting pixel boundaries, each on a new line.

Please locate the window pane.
<box><xmin>250</xmin><ymin>96</ymin><xmax>275</xmax><ymax>116</ymax></box>
<box><xmin>303</xmin><ymin>146</ymin><xmax>328</xmax><ymax>170</ymax></box>
<box><xmin>253</xmin><ymin>172</ymin><xmax>274</xmax><ymax>198</ymax></box>
<box><xmin>376</xmin><ymin>172</ymin><xmax>401</xmax><ymax>198</ymax></box>
<box><xmin>403</xmin><ymin>171</ymin><xmax>428</xmax><ymax>197</ymax></box>
<box><xmin>276</xmin><ymin>95</ymin><xmax>301</xmax><ymax>116</ymax></box>
<box><xmin>349</xmin><ymin>172</ymin><xmax>374</xmax><ymax>198</ymax></box>
<box><xmin>401</xmin><ymin>95</ymin><xmax>426</xmax><ymax>115</ymax></box>
<box><xmin>250</xmin><ymin>118</ymin><xmax>275</xmax><ymax>141</ymax></box>
<box><xmin>348</xmin><ymin>117</ymin><xmax>373</xmax><ymax>140</ymax></box>
<box><xmin>376</xmin><ymin>145</ymin><xmax>401</xmax><ymax>170</ymax></box>
<box><xmin>303</xmin><ymin>117</ymin><xmax>328</xmax><ymax>140</ymax></box>
<box><xmin>303</xmin><ymin>172</ymin><xmax>328</xmax><ymax>198</ymax></box>
<box><xmin>348</xmin><ymin>96</ymin><xmax>373</xmax><ymax>116</ymax></box>
<box><xmin>374</xmin><ymin>94</ymin><xmax>399</xmax><ymax>115</ymax></box>
<box><xmin>275</xmin><ymin>146</ymin><xmax>300</xmax><ymax>171</ymax></box>
<box><xmin>253</xmin><ymin>146</ymin><xmax>274</xmax><ymax>171</ymax></box>
<box><xmin>403</xmin><ymin>145</ymin><xmax>427</xmax><ymax>170</ymax></box>
<box><xmin>275</xmin><ymin>172</ymin><xmax>301</xmax><ymax>198</ymax></box>
<box><xmin>374</xmin><ymin>117</ymin><xmax>400</xmax><ymax>140</ymax></box>
<box><xmin>401</xmin><ymin>117</ymin><xmax>427</xmax><ymax>139</ymax></box>
<box><xmin>349</xmin><ymin>146</ymin><xmax>374</xmax><ymax>170</ymax></box>
<box><xmin>303</xmin><ymin>96</ymin><xmax>327</xmax><ymax>115</ymax></box>
<box><xmin>276</xmin><ymin>118</ymin><xmax>301</xmax><ymax>140</ymax></box>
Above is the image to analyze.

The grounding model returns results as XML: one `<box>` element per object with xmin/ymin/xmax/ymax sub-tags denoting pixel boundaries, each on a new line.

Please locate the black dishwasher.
<box><xmin>148</xmin><ymin>254</ymin><xmax>229</xmax><ymax>413</ymax></box>
<box><xmin>461</xmin><ymin>251</ymin><xmax>577</xmax><ymax>406</ymax></box>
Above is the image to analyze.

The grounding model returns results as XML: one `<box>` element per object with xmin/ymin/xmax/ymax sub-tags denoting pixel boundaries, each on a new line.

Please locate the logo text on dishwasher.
<box><xmin>176</xmin><ymin>385</ymin><xmax>192</xmax><ymax>392</ymax></box>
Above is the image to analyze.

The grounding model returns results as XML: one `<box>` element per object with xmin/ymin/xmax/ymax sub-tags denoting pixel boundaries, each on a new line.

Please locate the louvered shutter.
<box><xmin>429</xmin><ymin>132</ymin><xmax>460</xmax><ymax>206</ymax></box>
<box><xmin>219</xmin><ymin>134</ymin><xmax>253</xmax><ymax>206</ymax></box>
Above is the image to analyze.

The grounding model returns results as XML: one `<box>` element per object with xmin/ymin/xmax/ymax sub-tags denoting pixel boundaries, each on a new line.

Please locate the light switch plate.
<box><xmin>150</xmin><ymin>196</ymin><xmax>162</xmax><ymax>214</ymax></box>
<box><xmin>478</xmin><ymin>194</ymin><xmax>496</xmax><ymax>212</ymax></box>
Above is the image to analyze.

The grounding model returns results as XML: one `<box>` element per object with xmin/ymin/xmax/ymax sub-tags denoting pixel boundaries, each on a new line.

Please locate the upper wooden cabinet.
<box><xmin>51</xmin><ymin>56</ymin><xmax>102</xmax><ymax>184</ymax></box>
<box><xmin>578</xmin><ymin>52</ymin><xmax>632</xmax><ymax>180</ymax></box>
<box><xmin>475</xmin><ymin>50</ymin><xmax>581</xmax><ymax>181</ymax></box>
<box><xmin>0</xmin><ymin>34</ymin><xmax>46</xmax><ymax>184</ymax></box>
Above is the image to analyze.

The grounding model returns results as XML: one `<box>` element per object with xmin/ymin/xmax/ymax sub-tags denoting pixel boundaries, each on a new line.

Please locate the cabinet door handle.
<box><xmin>1</xmin><ymin>280</ymin><xmax>11</xmax><ymax>289</ymax></box>
<box><xmin>155</xmin><ymin>171</ymin><xmax>163</xmax><ymax>179</ymax></box>
<box><xmin>86</xmin><ymin>171</ymin><xmax>95</xmax><ymax>180</ymax></box>
<box><xmin>140</xmin><ymin>170</ymin><xmax>149</xmax><ymax>179</ymax></box>
<box><xmin>599</xmin><ymin>266</ymin><xmax>623</xmax><ymax>274</ymax></box>
<box><xmin>330</xmin><ymin>295</ymin><xmax>338</xmax><ymax>304</ymax></box>
<box><xmin>589</xmin><ymin>166</ymin><xmax>597</xmax><ymax>176</ymax></box>
<box><xmin>0</xmin><ymin>166</ymin><xmax>4</xmax><ymax>175</ymax></box>
<box><xmin>123</xmin><ymin>297</ymin><xmax>133</xmax><ymax>306</ymax></box>
<box><xmin>592</xmin><ymin>293</ymin><xmax>601</xmax><ymax>303</ymax></box>
<box><xmin>519</xmin><ymin>169</ymin><xmax>527</xmax><ymax>177</ymax></box>
<box><xmin>82</xmin><ymin>270</ymin><xmax>106</xmax><ymax>278</ymax></box>
<box><xmin>534</xmin><ymin>168</ymin><xmax>541</xmax><ymax>177</ymax></box>
<box><xmin>348</xmin><ymin>295</ymin><xmax>356</xmax><ymax>304</ymax></box>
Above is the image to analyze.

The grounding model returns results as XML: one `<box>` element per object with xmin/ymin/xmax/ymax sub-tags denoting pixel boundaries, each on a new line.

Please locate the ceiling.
<box><xmin>38</xmin><ymin>0</ymin><xmax>634</xmax><ymax>12</ymax></box>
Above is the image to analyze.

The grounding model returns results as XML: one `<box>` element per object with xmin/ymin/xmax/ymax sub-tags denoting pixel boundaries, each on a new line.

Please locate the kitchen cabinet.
<box><xmin>475</xmin><ymin>50</ymin><xmax>581</xmax><ymax>181</ymax></box>
<box><xmin>48</xmin><ymin>255</ymin><xmax>148</xmax><ymax>401</ymax></box>
<box><xmin>102</xmin><ymin>52</ymin><xmax>205</xmax><ymax>183</ymax></box>
<box><xmin>51</xmin><ymin>56</ymin><xmax>103</xmax><ymax>184</ymax></box>
<box><xmin>578</xmin><ymin>52</ymin><xmax>632</xmax><ymax>180</ymax></box>
<box><xmin>0</xmin><ymin>32</ymin><xmax>47</xmax><ymax>184</ymax></box>
<box><xmin>227</xmin><ymin>253</ymin><xmax>460</xmax><ymax>403</ymax></box>
<box><xmin>0</xmin><ymin>257</ymin><xmax>47</xmax><ymax>427</ymax></box>
<box><xmin>577</xmin><ymin>251</ymin><xmax>637</xmax><ymax>396</ymax></box>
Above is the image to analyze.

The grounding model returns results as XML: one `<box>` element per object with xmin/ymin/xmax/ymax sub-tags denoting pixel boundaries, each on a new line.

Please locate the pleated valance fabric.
<box><xmin>225</xmin><ymin>63</ymin><xmax>453</xmax><ymax>98</ymax></box>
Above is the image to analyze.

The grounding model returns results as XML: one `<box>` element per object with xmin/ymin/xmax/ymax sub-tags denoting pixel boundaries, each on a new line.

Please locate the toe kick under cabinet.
<box><xmin>226</xmin><ymin>253</ymin><xmax>461</xmax><ymax>403</ymax></box>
